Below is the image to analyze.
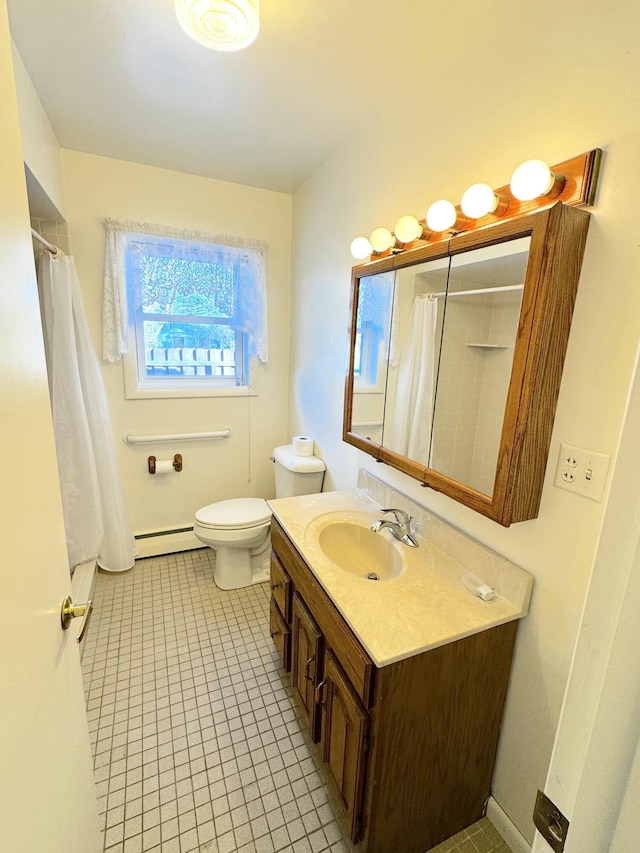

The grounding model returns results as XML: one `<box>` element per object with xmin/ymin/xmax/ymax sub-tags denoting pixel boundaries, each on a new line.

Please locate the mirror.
<box><xmin>428</xmin><ymin>238</ymin><xmax>529</xmax><ymax>496</ymax></box>
<box><xmin>349</xmin><ymin>270</ymin><xmax>394</xmax><ymax>446</ymax></box>
<box><xmin>344</xmin><ymin>204</ymin><xmax>592</xmax><ymax>525</ymax></box>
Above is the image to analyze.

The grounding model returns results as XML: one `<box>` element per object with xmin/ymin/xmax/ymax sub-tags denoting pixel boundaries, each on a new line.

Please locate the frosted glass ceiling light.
<box><xmin>351</xmin><ymin>237</ymin><xmax>373</xmax><ymax>260</ymax></box>
<box><xmin>426</xmin><ymin>200</ymin><xmax>458</xmax><ymax>232</ymax></box>
<box><xmin>460</xmin><ymin>183</ymin><xmax>499</xmax><ymax>219</ymax></box>
<box><xmin>176</xmin><ymin>0</ymin><xmax>260</xmax><ymax>52</ymax></box>
<box><xmin>394</xmin><ymin>215</ymin><xmax>425</xmax><ymax>244</ymax></box>
<box><xmin>370</xmin><ymin>227</ymin><xmax>396</xmax><ymax>253</ymax></box>
<box><xmin>510</xmin><ymin>159</ymin><xmax>558</xmax><ymax>201</ymax></box>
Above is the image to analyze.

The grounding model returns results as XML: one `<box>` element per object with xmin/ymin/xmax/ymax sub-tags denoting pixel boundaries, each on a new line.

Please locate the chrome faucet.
<box><xmin>370</xmin><ymin>508</ymin><xmax>419</xmax><ymax>548</ymax></box>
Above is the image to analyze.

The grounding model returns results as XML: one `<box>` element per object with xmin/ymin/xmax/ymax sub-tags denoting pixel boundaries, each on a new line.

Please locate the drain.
<box><xmin>366</xmin><ymin>572</ymin><xmax>380</xmax><ymax>581</ymax></box>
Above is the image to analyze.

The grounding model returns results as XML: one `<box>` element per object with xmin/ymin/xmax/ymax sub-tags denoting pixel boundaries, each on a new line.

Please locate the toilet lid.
<box><xmin>195</xmin><ymin>497</ymin><xmax>272</xmax><ymax>530</ymax></box>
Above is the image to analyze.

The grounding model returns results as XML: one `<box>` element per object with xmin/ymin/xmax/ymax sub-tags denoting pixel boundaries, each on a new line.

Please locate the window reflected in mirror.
<box><xmin>350</xmin><ymin>271</ymin><xmax>394</xmax><ymax>443</ymax></box>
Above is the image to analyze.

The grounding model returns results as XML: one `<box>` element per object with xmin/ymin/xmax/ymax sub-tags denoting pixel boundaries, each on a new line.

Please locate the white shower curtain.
<box><xmin>39</xmin><ymin>253</ymin><xmax>135</xmax><ymax>573</ymax></box>
<box><xmin>388</xmin><ymin>294</ymin><xmax>438</xmax><ymax>464</ymax></box>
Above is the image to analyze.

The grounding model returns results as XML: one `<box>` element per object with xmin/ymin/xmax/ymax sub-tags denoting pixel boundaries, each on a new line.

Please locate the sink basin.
<box><xmin>317</xmin><ymin>521</ymin><xmax>404</xmax><ymax>581</ymax></box>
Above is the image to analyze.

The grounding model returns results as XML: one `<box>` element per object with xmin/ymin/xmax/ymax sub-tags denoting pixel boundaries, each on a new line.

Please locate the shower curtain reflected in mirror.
<box><xmin>387</xmin><ymin>294</ymin><xmax>437</xmax><ymax>464</ymax></box>
<box><xmin>39</xmin><ymin>253</ymin><xmax>135</xmax><ymax>573</ymax></box>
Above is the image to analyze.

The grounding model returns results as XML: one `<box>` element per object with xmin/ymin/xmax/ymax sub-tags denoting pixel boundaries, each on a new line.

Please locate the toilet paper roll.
<box><xmin>292</xmin><ymin>436</ymin><xmax>314</xmax><ymax>456</ymax></box>
<box><xmin>154</xmin><ymin>459</ymin><xmax>174</xmax><ymax>474</ymax></box>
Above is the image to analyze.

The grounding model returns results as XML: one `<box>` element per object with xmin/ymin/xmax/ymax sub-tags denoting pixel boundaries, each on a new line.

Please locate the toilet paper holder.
<box><xmin>148</xmin><ymin>454</ymin><xmax>183</xmax><ymax>474</ymax></box>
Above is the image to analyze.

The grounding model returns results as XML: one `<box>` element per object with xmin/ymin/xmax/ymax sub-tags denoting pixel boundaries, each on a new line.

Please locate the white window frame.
<box><xmin>121</xmin><ymin>233</ymin><xmax>259</xmax><ymax>400</ymax></box>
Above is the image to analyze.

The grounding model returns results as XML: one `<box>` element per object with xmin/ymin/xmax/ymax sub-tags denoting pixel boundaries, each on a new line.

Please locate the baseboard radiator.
<box><xmin>134</xmin><ymin>526</ymin><xmax>203</xmax><ymax>558</ymax></box>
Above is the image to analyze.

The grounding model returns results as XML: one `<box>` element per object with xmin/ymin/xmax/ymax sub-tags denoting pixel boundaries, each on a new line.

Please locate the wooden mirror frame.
<box><xmin>343</xmin><ymin>202</ymin><xmax>592</xmax><ymax>526</ymax></box>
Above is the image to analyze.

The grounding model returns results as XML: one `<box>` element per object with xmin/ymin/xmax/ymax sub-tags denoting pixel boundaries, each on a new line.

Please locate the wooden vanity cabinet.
<box><xmin>269</xmin><ymin>517</ymin><xmax>519</xmax><ymax>853</ymax></box>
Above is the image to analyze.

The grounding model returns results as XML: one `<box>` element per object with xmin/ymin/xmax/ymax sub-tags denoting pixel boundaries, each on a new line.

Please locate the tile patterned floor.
<box><xmin>81</xmin><ymin>548</ymin><xmax>513</xmax><ymax>853</ymax></box>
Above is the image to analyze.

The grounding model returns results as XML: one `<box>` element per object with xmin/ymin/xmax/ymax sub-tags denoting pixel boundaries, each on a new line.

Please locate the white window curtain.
<box><xmin>103</xmin><ymin>219</ymin><xmax>269</xmax><ymax>364</ymax></box>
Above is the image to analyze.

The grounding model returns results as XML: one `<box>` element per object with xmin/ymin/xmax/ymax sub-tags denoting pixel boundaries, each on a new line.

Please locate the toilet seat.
<box><xmin>195</xmin><ymin>497</ymin><xmax>271</xmax><ymax>531</ymax></box>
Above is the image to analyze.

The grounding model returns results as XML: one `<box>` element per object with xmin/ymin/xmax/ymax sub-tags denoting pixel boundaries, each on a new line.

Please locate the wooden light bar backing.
<box><xmin>363</xmin><ymin>149</ymin><xmax>601</xmax><ymax>261</ymax></box>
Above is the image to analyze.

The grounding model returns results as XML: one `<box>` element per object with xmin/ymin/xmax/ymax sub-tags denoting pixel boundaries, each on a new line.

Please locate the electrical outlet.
<box><xmin>554</xmin><ymin>443</ymin><xmax>611</xmax><ymax>502</ymax></box>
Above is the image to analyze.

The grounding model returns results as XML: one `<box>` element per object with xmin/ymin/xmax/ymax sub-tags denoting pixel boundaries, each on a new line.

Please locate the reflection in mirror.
<box><xmin>381</xmin><ymin>257</ymin><xmax>450</xmax><ymax>465</ymax></box>
<box><xmin>350</xmin><ymin>271</ymin><xmax>395</xmax><ymax>443</ymax></box>
<box><xmin>430</xmin><ymin>237</ymin><xmax>530</xmax><ymax>496</ymax></box>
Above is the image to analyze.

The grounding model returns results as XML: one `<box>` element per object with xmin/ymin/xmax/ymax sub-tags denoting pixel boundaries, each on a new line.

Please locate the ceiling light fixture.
<box><xmin>175</xmin><ymin>0</ymin><xmax>260</xmax><ymax>52</ymax></box>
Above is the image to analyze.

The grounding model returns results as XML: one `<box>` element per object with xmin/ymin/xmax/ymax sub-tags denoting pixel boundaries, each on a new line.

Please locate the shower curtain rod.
<box><xmin>425</xmin><ymin>283</ymin><xmax>524</xmax><ymax>300</ymax></box>
<box><xmin>31</xmin><ymin>227</ymin><xmax>59</xmax><ymax>255</ymax></box>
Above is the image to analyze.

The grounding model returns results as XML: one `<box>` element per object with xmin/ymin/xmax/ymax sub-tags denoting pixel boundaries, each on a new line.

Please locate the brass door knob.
<box><xmin>60</xmin><ymin>595</ymin><xmax>93</xmax><ymax>642</ymax></box>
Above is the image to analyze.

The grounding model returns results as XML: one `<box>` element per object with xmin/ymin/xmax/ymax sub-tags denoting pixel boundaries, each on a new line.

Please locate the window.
<box><xmin>103</xmin><ymin>221</ymin><xmax>268</xmax><ymax>399</ymax></box>
<box><xmin>354</xmin><ymin>272</ymin><xmax>394</xmax><ymax>391</ymax></box>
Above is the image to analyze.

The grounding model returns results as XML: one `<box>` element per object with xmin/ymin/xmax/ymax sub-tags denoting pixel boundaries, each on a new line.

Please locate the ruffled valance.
<box><xmin>102</xmin><ymin>218</ymin><xmax>269</xmax><ymax>364</ymax></box>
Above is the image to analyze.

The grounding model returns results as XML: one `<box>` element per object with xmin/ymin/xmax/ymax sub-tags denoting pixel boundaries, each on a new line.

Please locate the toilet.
<box><xmin>193</xmin><ymin>444</ymin><xmax>325</xmax><ymax>590</ymax></box>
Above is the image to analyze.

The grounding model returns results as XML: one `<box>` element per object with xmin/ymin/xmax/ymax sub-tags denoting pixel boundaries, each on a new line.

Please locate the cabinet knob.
<box><xmin>271</xmin><ymin>582</ymin><xmax>281</xmax><ymax>591</ymax></box>
<box><xmin>270</xmin><ymin>630</ymin><xmax>279</xmax><ymax>639</ymax></box>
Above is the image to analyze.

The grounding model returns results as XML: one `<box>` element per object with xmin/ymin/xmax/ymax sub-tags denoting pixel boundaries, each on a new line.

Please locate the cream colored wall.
<box><xmin>290</xmin><ymin>0</ymin><xmax>640</xmax><ymax>842</ymax></box>
<box><xmin>11</xmin><ymin>40</ymin><xmax>66</xmax><ymax>218</ymax></box>
<box><xmin>61</xmin><ymin>150</ymin><xmax>292</xmax><ymax>536</ymax></box>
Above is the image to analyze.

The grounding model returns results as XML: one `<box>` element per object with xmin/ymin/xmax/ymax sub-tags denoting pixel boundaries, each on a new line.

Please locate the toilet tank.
<box><xmin>272</xmin><ymin>444</ymin><xmax>326</xmax><ymax>498</ymax></box>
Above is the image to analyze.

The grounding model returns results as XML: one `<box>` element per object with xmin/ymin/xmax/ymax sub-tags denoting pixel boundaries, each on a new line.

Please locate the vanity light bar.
<box><xmin>351</xmin><ymin>148</ymin><xmax>601</xmax><ymax>261</ymax></box>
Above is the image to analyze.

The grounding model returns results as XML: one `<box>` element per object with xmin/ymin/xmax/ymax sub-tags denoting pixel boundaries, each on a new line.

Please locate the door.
<box><xmin>291</xmin><ymin>592</ymin><xmax>324</xmax><ymax>741</ymax></box>
<box><xmin>321</xmin><ymin>650</ymin><xmax>369</xmax><ymax>843</ymax></box>
<box><xmin>0</xmin><ymin>7</ymin><xmax>101</xmax><ymax>851</ymax></box>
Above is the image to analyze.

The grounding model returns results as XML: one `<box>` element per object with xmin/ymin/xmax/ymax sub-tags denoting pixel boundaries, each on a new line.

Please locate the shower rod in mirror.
<box><xmin>350</xmin><ymin>148</ymin><xmax>601</xmax><ymax>262</ymax></box>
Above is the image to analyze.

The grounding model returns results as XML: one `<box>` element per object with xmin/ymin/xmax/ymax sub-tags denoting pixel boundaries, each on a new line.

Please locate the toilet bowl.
<box><xmin>194</xmin><ymin>497</ymin><xmax>272</xmax><ymax>590</ymax></box>
<box><xmin>194</xmin><ymin>444</ymin><xmax>325</xmax><ymax>590</ymax></box>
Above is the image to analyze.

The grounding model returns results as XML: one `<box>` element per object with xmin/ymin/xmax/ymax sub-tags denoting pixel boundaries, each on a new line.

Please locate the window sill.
<box><xmin>124</xmin><ymin>382</ymin><xmax>258</xmax><ymax>401</ymax></box>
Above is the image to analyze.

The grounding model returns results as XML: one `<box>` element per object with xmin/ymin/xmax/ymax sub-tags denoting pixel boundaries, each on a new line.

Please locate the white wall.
<box><xmin>532</xmin><ymin>348</ymin><xmax>640</xmax><ymax>852</ymax></box>
<box><xmin>61</xmin><ymin>150</ymin><xmax>293</xmax><ymax>537</ymax></box>
<box><xmin>11</xmin><ymin>40</ymin><xmax>66</xmax><ymax>218</ymax></box>
<box><xmin>290</xmin><ymin>0</ymin><xmax>640</xmax><ymax>842</ymax></box>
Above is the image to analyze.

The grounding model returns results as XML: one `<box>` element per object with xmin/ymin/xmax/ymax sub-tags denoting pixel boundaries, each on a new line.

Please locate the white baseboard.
<box><xmin>134</xmin><ymin>528</ymin><xmax>203</xmax><ymax>558</ymax></box>
<box><xmin>487</xmin><ymin>797</ymin><xmax>531</xmax><ymax>853</ymax></box>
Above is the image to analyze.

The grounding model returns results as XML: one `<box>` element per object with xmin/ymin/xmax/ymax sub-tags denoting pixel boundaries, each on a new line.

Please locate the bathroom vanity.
<box><xmin>268</xmin><ymin>483</ymin><xmax>532</xmax><ymax>853</ymax></box>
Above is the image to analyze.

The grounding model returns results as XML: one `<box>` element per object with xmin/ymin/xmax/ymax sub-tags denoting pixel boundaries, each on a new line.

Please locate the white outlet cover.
<box><xmin>554</xmin><ymin>443</ymin><xmax>611</xmax><ymax>502</ymax></box>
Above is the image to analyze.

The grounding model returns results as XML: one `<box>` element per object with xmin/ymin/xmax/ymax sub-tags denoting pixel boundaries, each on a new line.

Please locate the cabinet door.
<box><xmin>270</xmin><ymin>597</ymin><xmax>291</xmax><ymax>671</ymax></box>
<box><xmin>320</xmin><ymin>650</ymin><xmax>369</xmax><ymax>844</ymax></box>
<box><xmin>291</xmin><ymin>593</ymin><xmax>324</xmax><ymax>742</ymax></box>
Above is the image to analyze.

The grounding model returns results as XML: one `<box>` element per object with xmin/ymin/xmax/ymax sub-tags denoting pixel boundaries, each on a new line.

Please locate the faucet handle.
<box><xmin>381</xmin><ymin>507</ymin><xmax>411</xmax><ymax>525</ymax></box>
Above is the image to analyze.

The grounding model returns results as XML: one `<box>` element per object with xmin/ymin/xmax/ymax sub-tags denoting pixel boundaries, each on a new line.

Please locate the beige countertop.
<box><xmin>269</xmin><ymin>488</ymin><xmax>533</xmax><ymax>668</ymax></box>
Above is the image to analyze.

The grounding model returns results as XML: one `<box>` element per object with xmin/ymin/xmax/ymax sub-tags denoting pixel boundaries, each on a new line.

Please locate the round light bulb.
<box><xmin>510</xmin><ymin>159</ymin><xmax>555</xmax><ymax>201</ymax></box>
<box><xmin>350</xmin><ymin>236</ymin><xmax>372</xmax><ymax>260</ymax></box>
<box><xmin>175</xmin><ymin>0</ymin><xmax>260</xmax><ymax>52</ymax></box>
<box><xmin>460</xmin><ymin>183</ymin><xmax>499</xmax><ymax>219</ymax></box>
<box><xmin>394</xmin><ymin>215</ymin><xmax>423</xmax><ymax>243</ymax></box>
<box><xmin>370</xmin><ymin>227</ymin><xmax>395</xmax><ymax>253</ymax></box>
<box><xmin>426</xmin><ymin>200</ymin><xmax>457</xmax><ymax>232</ymax></box>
